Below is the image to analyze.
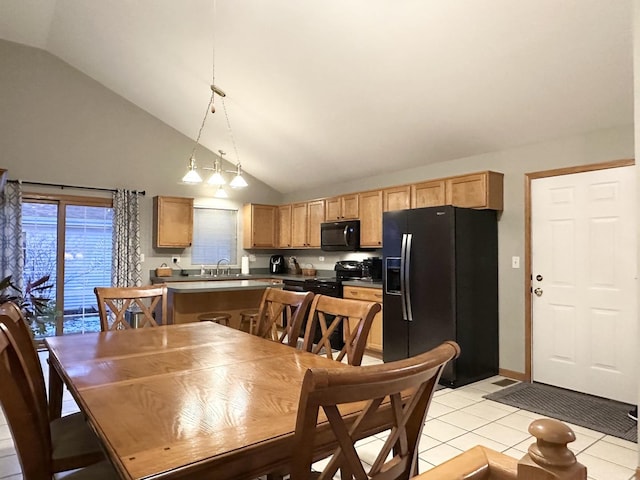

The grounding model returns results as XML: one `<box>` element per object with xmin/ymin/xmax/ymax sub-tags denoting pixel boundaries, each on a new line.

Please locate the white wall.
<box><xmin>1</xmin><ymin>39</ymin><xmax>635</xmax><ymax>376</ymax></box>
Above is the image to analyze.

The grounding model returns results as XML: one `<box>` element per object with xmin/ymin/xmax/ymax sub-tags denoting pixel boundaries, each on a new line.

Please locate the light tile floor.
<box><xmin>0</xmin><ymin>354</ymin><xmax>637</xmax><ymax>480</ymax></box>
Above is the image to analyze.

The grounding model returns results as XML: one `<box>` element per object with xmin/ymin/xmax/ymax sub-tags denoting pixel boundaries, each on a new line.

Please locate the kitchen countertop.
<box><xmin>156</xmin><ymin>274</ymin><xmax>382</xmax><ymax>290</ymax></box>
<box><xmin>165</xmin><ymin>279</ymin><xmax>283</xmax><ymax>293</ymax></box>
<box><xmin>342</xmin><ymin>280</ymin><xmax>383</xmax><ymax>289</ymax></box>
<box><xmin>153</xmin><ymin>273</ymin><xmax>332</xmax><ymax>283</ymax></box>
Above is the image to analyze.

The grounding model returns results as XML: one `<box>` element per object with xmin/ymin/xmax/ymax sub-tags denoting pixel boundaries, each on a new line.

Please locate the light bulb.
<box><xmin>207</xmin><ymin>171</ymin><xmax>226</xmax><ymax>186</ymax></box>
<box><xmin>182</xmin><ymin>157</ymin><xmax>203</xmax><ymax>184</ymax></box>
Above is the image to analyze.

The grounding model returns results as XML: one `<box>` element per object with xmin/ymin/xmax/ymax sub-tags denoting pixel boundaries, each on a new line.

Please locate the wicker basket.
<box><xmin>302</xmin><ymin>268</ymin><xmax>317</xmax><ymax>276</ymax></box>
<box><xmin>155</xmin><ymin>264</ymin><xmax>173</xmax><ymax>277</ymax></box>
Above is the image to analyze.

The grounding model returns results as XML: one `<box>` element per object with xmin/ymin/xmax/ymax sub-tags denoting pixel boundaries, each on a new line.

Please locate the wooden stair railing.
<box><xmin>413</xmin><ymin>418</ymin><xmax>587</xmax><ymax>480</ymax></box>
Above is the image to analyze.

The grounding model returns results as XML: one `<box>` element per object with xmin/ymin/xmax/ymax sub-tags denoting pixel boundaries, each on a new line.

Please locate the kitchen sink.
<box><xmin>192</xmin><ymin>274</ymin><xmax>252</xmax><ymax>279</ymax></box>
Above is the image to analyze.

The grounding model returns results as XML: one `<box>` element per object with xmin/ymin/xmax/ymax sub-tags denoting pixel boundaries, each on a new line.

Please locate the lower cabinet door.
<box><xmin>343</xmin><ymin>286</ymin><xmax>383</xmax><ymax>353</ymax></box>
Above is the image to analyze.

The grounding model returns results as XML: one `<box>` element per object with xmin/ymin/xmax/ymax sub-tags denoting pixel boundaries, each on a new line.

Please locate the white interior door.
<box><xmin>531</xmin><ymin>165</ymin><xmax>637</xmax><ymax>403</ymax></box>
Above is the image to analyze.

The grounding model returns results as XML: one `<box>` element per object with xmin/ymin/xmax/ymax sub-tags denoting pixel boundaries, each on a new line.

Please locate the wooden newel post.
<box><xmin>517</xmin><ymin>419</ymin><xmax>587</xmax><ymax>480</ymax></box>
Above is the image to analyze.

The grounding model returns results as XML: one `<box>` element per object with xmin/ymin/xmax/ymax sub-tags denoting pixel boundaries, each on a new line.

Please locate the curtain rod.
<box><xmin>8</xmin><ymin>179</ymin><xmax>146</xmax><ymax>196</ymax></box>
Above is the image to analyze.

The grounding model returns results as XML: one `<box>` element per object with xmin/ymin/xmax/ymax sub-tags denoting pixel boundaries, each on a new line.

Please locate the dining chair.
<box><xmin>290</xmin><ymin>341</ymin><xmax>461</xmax><ymax>480</ymax></box>
<box><xmin>0</xmin><ymin>314</ymin><xmax>118</xmax><ymax>479</ymax></box>
<box><xmin>253</xmin><ymin>288</ymin><xmax>314</xmax><ymax>346</ymax></box>
<box><xmin>0</xmin><ymin>302</ymin><xmax>107</xmax><ymax>472</ymax></box>
<box><xmin>94</xmin><ymin>284</ymin><xmax>167</xmax><ymax>331</ymax></box>
<box><xmin>301</xmin><ymin>294</ymin><xmax>381</xmax><ymax>366</ymax></box>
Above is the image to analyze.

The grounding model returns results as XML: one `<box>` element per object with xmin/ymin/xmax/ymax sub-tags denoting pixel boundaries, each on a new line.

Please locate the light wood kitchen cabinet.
<box><xmin>325</xmin><ymin>193</ymin><xmax>359</xmax><ymax>221</ymax></box>
<box><xmin>276</xmin><ymin>204</ymin><xmax>292</xmax><ymax>248</ymax></box>
<box><xmin>358</xmin><ymin>190</ymin><xmax>382</xmax><ymax>248</ymax></box>
<box><xmin>242</xmin><ymin>204</ymin><xmax>277</xmax><ymax>249</ymax></box>
<box><xmin>445</xmin><ymin>171</ymin><xmax>504</xmax><ymax>210</ymax></box>
<box><xmin>343</xmin><ymin>286</ymin><xmax>383</xmax><ymax>353</ymax></box>
<box><xmin>307</xmin><ymin>200</ymin><xmax>325</xmax><ymax>248</ymax></box>
<box><xmin>153</xmin><ymin>196</ymin><xmax>193</xmax><ymax>248</ymax></box>
<box><xmin>291</xmin><ymin>200</ymin><xmax>325</xmax><ymax>248</ymax></box>
<box><xmin>383</xmin><ymin>185</ymin><xmax>411</xmax><ymax>212</ymax></box>
<box><xmin>411</xmin><ymin>179</ymin><xmax>446</xmax><ymax>208</ymax></box>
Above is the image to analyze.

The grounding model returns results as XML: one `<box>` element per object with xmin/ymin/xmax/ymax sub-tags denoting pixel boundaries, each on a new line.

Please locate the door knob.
<box><xmin>534</xmin><ymin>288</ymin><xmax>543</xmax><ymax>297</ymax></box>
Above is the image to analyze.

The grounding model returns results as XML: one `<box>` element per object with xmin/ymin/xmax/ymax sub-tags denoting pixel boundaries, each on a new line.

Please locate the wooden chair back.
<box><xmin>0</xmin><ymin>324</ymin><xmax>54</xmax><ymax>480</ymax></box>
<box><xmin>94</xmin><ymin>284</ymin><xmax>168</xmax><ymax>331</ymax></box>
<box><xmin>290</xmin><ymin>341</ymin><xmax>461</xmax><ymax>480</ymax></box>
<box><xmin>0</xmin><ymin>302</ymin><xmax>51</xmax><ymax>441</ymax></box>
<box><xmin>254</xmin><ymin>288</ymin><xmax>314</xmax><ymax>346</ymax></box>
<box><xmin>301</xmin><ymin>294</ymin><xmax>381</xmax><ymax>366</ymax></box>
<box><xmin>0</xmin><ymin>301</ymin><xmax>107</xmax><ymax>476</ymax></box>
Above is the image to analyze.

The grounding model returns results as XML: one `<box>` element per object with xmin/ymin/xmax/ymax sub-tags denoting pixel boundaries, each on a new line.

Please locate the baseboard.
<box><xmin>499</xmin><ymin>368</ymin><xmax>527</xmax><ymax>382</ymax></box>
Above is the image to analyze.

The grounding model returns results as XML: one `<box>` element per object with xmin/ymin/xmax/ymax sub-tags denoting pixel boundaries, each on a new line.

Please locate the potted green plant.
<box><xmin>0</xmin><ymin>274</ymin><xmax>54</xmax><ymax>335</ymax></box>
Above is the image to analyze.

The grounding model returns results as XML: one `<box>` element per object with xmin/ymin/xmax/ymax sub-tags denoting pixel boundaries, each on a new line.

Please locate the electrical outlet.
<box><xmin>249</xmin><ymin>254</ymin><xmax>256</xmax><ymax>262</ymax></box>
<box><xmin>318</xmin><ymin>256</ymin><xmax>325</xmax><ymax>262</ymax></box>
<box><xmin>172</xmin><ymin>256</ymin><xmax>181</xmax><ymax>264</ymax></box>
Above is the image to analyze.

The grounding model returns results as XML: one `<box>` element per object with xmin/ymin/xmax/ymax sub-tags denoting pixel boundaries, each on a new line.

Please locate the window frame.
<box><xmin>23</xmin><ymin>192</ymin><xmax>113</xmax><ymax>337</ymax></box>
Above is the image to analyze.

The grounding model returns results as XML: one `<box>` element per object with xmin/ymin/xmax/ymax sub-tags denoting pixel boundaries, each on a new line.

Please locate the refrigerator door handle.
<box><xmin>405</xmin><ymin>233</ymin><xmax>413</xmax><ymax>321</ymax></box>
<box><xmin>400</xmin><ymin>234</ymin><xmax>408</xmax><ymax>321</ymax></box>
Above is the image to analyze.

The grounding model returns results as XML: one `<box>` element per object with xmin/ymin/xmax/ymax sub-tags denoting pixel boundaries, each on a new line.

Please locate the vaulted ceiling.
<box><xmin>0</xmin><ymin>1</ymin><xmax>633</xmax><ymax>194</ymax></box>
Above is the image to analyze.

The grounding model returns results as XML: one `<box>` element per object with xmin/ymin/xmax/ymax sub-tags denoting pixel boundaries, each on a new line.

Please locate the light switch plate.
<box><xmin>511</xmin><ymin>256</ymin><xmax>520</xmax><ymax>269</ymax></box>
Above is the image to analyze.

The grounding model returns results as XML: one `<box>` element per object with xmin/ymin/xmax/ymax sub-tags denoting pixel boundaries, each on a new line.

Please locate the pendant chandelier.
<box><xmin>181</xmin><ymin>0</ymin><xmax>247</xmax><ymax>197</ymax></box>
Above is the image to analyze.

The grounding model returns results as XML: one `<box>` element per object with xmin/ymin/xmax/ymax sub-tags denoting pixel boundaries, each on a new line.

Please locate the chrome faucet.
<box><xmin>216</xmin><ymin>258</ymin><xmax>230</xmax><ymax>276</ymax></box>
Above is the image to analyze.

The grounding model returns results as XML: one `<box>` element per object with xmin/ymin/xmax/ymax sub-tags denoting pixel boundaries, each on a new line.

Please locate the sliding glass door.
<box><xmin>22</xmin><ymin>194</ymin><xmax>113</xmax><ymax>337</ymax></box>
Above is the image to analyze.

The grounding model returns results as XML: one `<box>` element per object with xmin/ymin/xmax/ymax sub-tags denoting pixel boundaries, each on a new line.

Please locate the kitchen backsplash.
<box><xmin>154</xmin><ymin>249</ymin><xmax>381</xmax><ymax>276</ymax></box>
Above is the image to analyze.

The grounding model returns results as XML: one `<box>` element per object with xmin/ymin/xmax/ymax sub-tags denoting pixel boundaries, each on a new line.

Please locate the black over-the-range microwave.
<box><xmin>320</xmin><ymin>220</ymin><xmax>360</xmax><ymax>251</ymax></box>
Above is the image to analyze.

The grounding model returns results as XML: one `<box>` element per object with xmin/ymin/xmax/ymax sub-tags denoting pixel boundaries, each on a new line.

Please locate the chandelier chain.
<box><xmin>221</xmin><ymin>96</ymin><xmax>241</xmax><ymax>166</ymax></box>
<box><xmin>189</xmin><ymin>92</ymin><xmax>215</xmax><ymax>160</ymax></box>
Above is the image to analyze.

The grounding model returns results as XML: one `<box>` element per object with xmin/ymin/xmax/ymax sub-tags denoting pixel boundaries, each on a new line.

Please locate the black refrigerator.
<box><xmin>382</xmin><ymin>205</ymin><xmax>498</xmax><ymax>387</ymax></box>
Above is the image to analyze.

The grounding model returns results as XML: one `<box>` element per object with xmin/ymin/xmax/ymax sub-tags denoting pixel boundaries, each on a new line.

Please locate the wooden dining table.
<box><xmin>45</xmin><ymin>322</ymin><xmax>386</xmax><ymax>480</ymax></box>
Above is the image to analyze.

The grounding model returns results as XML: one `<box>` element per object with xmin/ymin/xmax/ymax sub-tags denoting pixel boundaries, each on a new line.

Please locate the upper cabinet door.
<box><xmin>325</xmin><ymin>197</ymin><xmax>342</xmax><ymax>221</ymax></box>
<box><xmin>154</xmin><ymin>196</ymin><xmax>193</xmax><ymax>248</ymax></box>
<box><xmin>411</xmin><ymin>180</ymin><xmax>446</xmax><ymax>208</ymax></box>
<box><xmin>383</xmin><ymin>185</ymin><xmax>411</xmax><ymax>212</ymax></box>
<box><xmin>306</xmin><ymin>200</ymin><xmax>325</xmax><ymax>248</ymax></box>
<box><xmin>291</xmin><ymin>200</ymin><xmax>325</xmax><ymax>248</ymax></box>
<box><xmin>358</xmin><ymin>190</ymin><xmax>382</xmax><ymax>248</ymax></box>
<box><xmin>291</xmin><ymin>202</ymin><xmax>309</xmax><ymax>248</ymax></box>
<box><xmin>341</xmin><ymin>194</ymin><xmax>359</xmax><ymax>219</ymax></box>
<box><xmin>325</xmin><ymin>194</ymin><xmax>359</xmax><ymax>220</ymax></box>
<box><xmin>445</xmin><ymin>171</ymin><xmax>504</xmax><ymax>210</ymax></box>
<box><xmin>243</xmin><ymin>204</ymin><xmax>277</xmax><ymax>249</ymax></box>
<box><xmin>277</xmin><ymin>204</ymin><xmax>292</xmax><ymax>248</ymax></box>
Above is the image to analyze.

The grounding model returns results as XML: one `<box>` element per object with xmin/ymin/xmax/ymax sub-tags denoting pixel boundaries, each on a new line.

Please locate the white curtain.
<box><xmin>0</xmin><ymin>182</ymin><xmax>24</xmax><ymax>291</ymax></box>
<box><xmin>112</xmin><ymin>189</ymin><xmax>142</xmax><ymax>287</ymax></box>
